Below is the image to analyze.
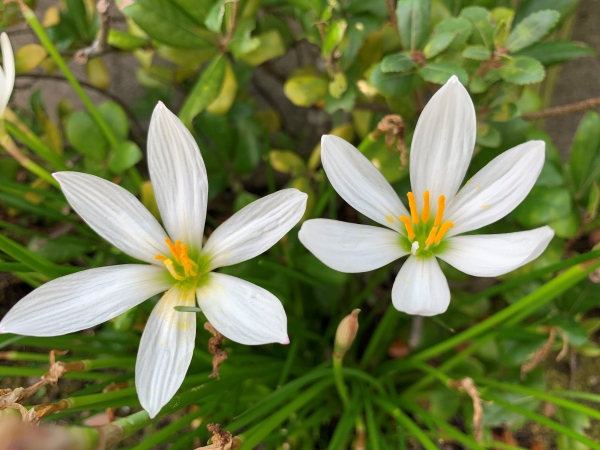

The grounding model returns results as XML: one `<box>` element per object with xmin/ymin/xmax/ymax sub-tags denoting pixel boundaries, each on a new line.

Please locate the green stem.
<box><xmin>360</xmin><ymin>306</ymin><xmax>397</xmax><ymax>368</ymax></box>
<box><xmin>5</xmin><ymin>118</ymin><xmax>67</xmax><ymax>170</ymax></box>
<box><xmin>484</xmin><ymin>394</ymin><xmax>600</xmax><ymax>450</ymax></box>
<box><xmin>374</xmin><ymin>397</ymin><xmax>438</xmax><ymax>450</ymax></box>
<box><xmin>408</xmin><ymin>256</ymin><xmax>600</xmax><ymax>364</ymax></box>
<box><xmin>131</xmin><ymin>408</ymin><xmax>204</xmax><ymax>450</ymax></box>
<box><xmin>332</xmin><ymin>356</ymin><xmax>350</xmax><ymax>406</ymax></box>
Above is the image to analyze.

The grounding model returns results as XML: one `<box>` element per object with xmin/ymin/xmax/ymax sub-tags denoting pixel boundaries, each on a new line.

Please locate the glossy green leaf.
<box><xmin>396</xmin><ymin>0</ymin><xmax>431</xmax><ymax>50</ymax></box>
<box><xmin>99</xmin><ymin>101</ymin><xmax>129</xmax><ymax>141</ymax></box>
<box><xmin>512</xmin><ymin>186</ymin><xmax>572</xmax><ymax>227</ymax></box>
<box><xmin>322</xmin><ymin>19</ymin><xmax>347</xmax><ymax>58</ymax></box>
<box><xmin>516</xmin><ymin>40</ymin><xmax>596</xmax><ymax>66</ymax></box>
<box><xmin>380</xmin><ymin>52</ymin><xmax>416</xmax><ymax>73</ymax></box>
<box><xmin>370</xmin><ymin>64</ymin><xmax>419</xmax><ymax>97</ymax></box>
<box><xmin>228</xmin><ymin>18</ymin><xmax>260</xmax><ymax>58</ymax></box>
<box><xmin>283</xmin><ymin>71</ymin><xmax>328</xmax><ymax>106</ymax></box>
<box><xmin>587</xmin><ymin>182</ymin><xmax>600</xmax><ymax>220</ymax></box>
<box><xmin>506</xmin><ymin>10</ymin><xmax>560</xmax><ymax>52</ymax></box>
<box><xmin>239</xmin><ymin>30</ymin><xmax>286</xmax><ymax>66</ymax></box>
<box><xmin>107</xmin><ymin>30</ymin><xmax>149</xmax><ymax>51</ymax></box>
<box><xmin>122</xmin><ymin>0</ymin><xmax>213</xmax><ymax>49</ymax></box>
<box><xmin>569</xmin><ymin>111</ymin><xmax>600</xmax><ymax>197</ymax></box>
<box><xmin>462</xmin><ymin>45</ymin><xmax>491</xmax><ymax>60</ymax></box>
<box><xmin>514</xmin><ymin>0</ymin><xmax>577</xmax><ymax>25</ymax></box>
<box><xmin>460</xmin><ymin>6</ymin><xmax>494</xmax><ymax>49</ymax></box>
<box><xmin>433</xmin><ymin>17</ymin><xmax>472</xmax><ymax>47</ymax></box>
<box><xmin>498</xmin><ymin>56</ymin><xmax>545</xmax><ymax>85</ymax></box>
<box><xmin>66</xmin><ymin>111</ymin><xmax>108</xmax><ymax>162</ymax></box>
<box><xmin>204</xmin><ymin>0</ymin><xmax>226</xmax><ymax>33</ymax></box>
<box><xmin>419</xmin><ymin>62</ymin><xmax>468</xmax><ymax>85</ymax></box>
<box><xmin>108</xmin><ymin>140</ymin><xmax>143</xmax><ymax>174</ymax></box>
<box><xmin>178</xmin><ymin>56</ymin><xmax>227</xmax><ymax>128</ymax></box>
<box><xmin>423</xmin><ymin>31</ymin><xmax>456</xmax><ymax>59</ymax></box>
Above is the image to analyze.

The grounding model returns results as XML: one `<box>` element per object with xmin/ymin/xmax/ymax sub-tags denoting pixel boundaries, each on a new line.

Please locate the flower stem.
<box><xmin>333</xmin><ymin>356</ymin><xmax>350</xmax><ymax>406</ymax></box>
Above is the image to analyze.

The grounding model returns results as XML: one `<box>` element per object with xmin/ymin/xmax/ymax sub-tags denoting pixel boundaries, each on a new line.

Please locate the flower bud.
<box><xmin>333</xmin><ymin>309</ymin><xmax>360</xmax><ymax>360</ymax></box>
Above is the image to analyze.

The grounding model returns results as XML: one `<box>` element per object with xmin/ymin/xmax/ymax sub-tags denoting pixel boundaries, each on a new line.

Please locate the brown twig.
<box><xmin>74</xmin><ymin>0</ymin><xmax>111</xmax><ymax>64</ymax></box>
<box><xmin>448</xmin><ymin>377</ymin><xmax>483</xmax><ymax>442</ymax></box>
<box><xmin>385</xmin><ymin>0</ymin><xmax>397</xmax><ymax>28</ymax></box>
<box><xmin>522</xmin><ymin>97</ymin><xmax>600</xmax><ymax>120</ymax></box>
<box><xmin>204</xmin><ymin>322</ymin><xmax>228</xmax><ymax>379</ymax></box>
<box><xmin>521</xmin><ymin>327</ymin><xmax>558</xmax><ymax>378</ymax></box>
<box><xmin>221</xmin><ymin>0</ymin><xmax>240</xmax><ymax>47</ymax></box>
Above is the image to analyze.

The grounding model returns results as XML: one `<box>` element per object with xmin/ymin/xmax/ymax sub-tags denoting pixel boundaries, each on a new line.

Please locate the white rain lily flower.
<box><xmin>0</xmin><ymin>103</ymin><xmax>307</xmax><ymax>418</ymax></box>
<box><xmin>0</xmin><ymin>32</ymin><xmax>15</xmax><ymax>118</ymax></box>
<box><xmin>299</xmin><ymin>76</ymin><xmax>553</xmax><ymax>317</ymax></box>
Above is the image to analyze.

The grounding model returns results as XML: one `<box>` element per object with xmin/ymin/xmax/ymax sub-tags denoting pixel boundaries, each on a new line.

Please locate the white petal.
<box><xmin>410</xmin><ymin>76</ymin><xmax>476</xmax><ymax>214</ymax></box>
<box><xmin>0</xmin><ymin>32</ymin><xmax>14</xmax><ymax>116</ymax></box>
<box><xmin>0</xmin><ymin>265</ymin><xmax>170</xmax><ymax>336</ymax></box>
<box><xmin>321</xmin><ymin>135</ymin><xmax>409</xmax><ymax>232</ymax></box>
<box><xmin>444</xmin><ymin>140</ymin><xmax>545</xmax><ymax>237</ymax></box>
<box><xmin>196</xmin><ymin>273</ymin><xmax>288</xmax><ymax>345</ymax></box>
<box><xmin>203</xmin><ymin>189</ymin><xmax>307</xmax><ymax>270</ymax></box>
<box><xmin>148</xmin><ymin>103</ymin><xmax>208</xmax><ymax>254</ymax></box>
<box><xmin>391</xmin><ymin>256</ymin><xmax>450</xmax><ymax>316</ymax></box>
<box><xmin>438</xmin><ymin>226</ymin><xmax>554</xmax><ymax>277</ymax></box>
<box><xmin>54</xmin><ymin>172</ymin><xmax>170</xmax><ymax>264</ymax></box>
<box><xmin>298</xmin><ymin>219</ymin><xmax>407</xmax><ymax>273</ymax></box>
<box><xmin>136</xmin><ymin>284</ymin><xmax>196</xmax><ymax>418</ymax></box>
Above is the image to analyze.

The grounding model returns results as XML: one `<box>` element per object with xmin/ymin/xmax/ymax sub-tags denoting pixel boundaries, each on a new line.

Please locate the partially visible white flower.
<box><xmin>0</xmin><ymin>32</ymin><xmax>14</xmax><ymax>118</ymax></box>
<box><xmin>0</xmin><ymin>103</ymin><xmax>307</xmax><ymax>418</ymax></box>
<box><xmin>299</xmin><ymin>76</ymin><xmax>553</xmax><ymax>317</ymax></box>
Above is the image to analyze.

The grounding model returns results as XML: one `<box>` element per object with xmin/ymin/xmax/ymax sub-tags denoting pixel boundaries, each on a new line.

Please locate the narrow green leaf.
<box><xmin>506</xmin><ymin>10</ymin><xmax>560</xmax><ymax>52</ymax></box>
<box><xmin>569</xmin><ymin>111</ymin><xmax>600</xmax><ymax>196</ymax></box>
<box><xmin>107</xmin><ymin>30</ymin><xmax>149</xmax><ymax>51</ymax></box>
<box><xmin>423</xmin><ymin>31</ymin><xmax>456</xmax><ymax>59</ymax></box>
<box><xmin>498</xmin><ymin>56</ymin><xmax>545</xmax><ymax>84</ymax></box>
<box><xmin>204</xmin><ymin>0</ymin><xmax>226</xmax><ymax>33</ymax></box>
<box><xmin>516</xmin><ymin>40</ymin><xmax>596</xmax><ymax>66</ymax></box>
<box><xmin>322</xmin><ymin>19</ymin><xmax>347</xmax><ymax>58</ymax></box>
<box><xmin>178</xmin><ymin>56</ymin><xmax>227</xmax><ymax>129</ymax></box>
<box><xmin>396</xmin><ymin>0</ymin><xmax>431</xmax><ymax>50</ymax></box>
<box><xmin>462</xmin><ymin>45</ymin><xmax>492</xmax><ymax>60</ymax></box>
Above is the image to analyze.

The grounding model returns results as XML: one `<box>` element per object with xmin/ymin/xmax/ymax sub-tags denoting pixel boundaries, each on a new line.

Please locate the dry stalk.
<box><xmin>204</xmin><ymin>322</ymin><xmax>228</xmax><ymax>379</ymax></box>
<box><xmin>448</xmin><ymin>377</ymin><xmax>483</xmax><ymax>442</ymax></box>
<box><xmin>195</xmin><ymin>423</ymin><xmax>242</xmax><ymax>450</ymax></box>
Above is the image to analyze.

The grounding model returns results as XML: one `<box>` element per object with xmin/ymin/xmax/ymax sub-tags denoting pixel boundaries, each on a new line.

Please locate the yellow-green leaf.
<box><xmin>15</xmin><ymin>44</ymin><xmax>47</xmax><ymax>74</ymax></box>
<box><xmin>240</xmin><ymin>30</ymin><xmax>286</xmax><ymax>66</ymax></box>
<box><xmin>269</xmin><ymin>150</ymin><xmax>306</xmax><ymax>176</ymax></box>
<box><xmin>206</xmin><ymin>59</ymin><xmax>238</xmax><ymax>115</ymax></box>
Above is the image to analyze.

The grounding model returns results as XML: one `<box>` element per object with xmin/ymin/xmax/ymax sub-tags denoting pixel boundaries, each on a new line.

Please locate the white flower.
<box><xmin>0</xmin><ymin>103</ymin><xmax>307</xmax><ymax>417</ymax></box>
<box><xmin>299</xmin><ymin>76</ymin><xmax>553</xmax><ymax>317</ymax></box>
<box><xmin>0</xmin><ymin>32</ymin><xmax>15</xmax><ymax>118</ymax></box>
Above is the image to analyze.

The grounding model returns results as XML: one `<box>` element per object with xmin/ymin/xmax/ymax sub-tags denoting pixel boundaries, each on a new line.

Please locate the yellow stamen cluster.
<box><xmin>399</xmin><ymin>190</ymin><xmax>454</xmax><ymax>254</ymax></box>
<box><xmin>155</xmin><ymin>238</ymin><xmax>199</xmax><ymax>281</ymax></box>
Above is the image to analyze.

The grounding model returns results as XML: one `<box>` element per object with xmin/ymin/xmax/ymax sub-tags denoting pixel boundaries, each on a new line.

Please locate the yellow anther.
<box><xmin>155</xmin><ymin>254</ymin><xmax>168</xmax><ymax>262</ymax></box>
<box><xmin>406</xmin><ymin>192</ymin><xmax>419</xmax><ymax>224</ymax></box>
<box><xmin>422</xmin><ymin>190</ymin><xmax>430</xmax><ymax>223</ymax></box>
<box><xmin>162</xmin><ymin>258</ymin><xmax>185</xmax><ymax>281</ymax></box>
<box><xmin>425</xmin><ymin>227</ymin><xmax>438</xmax><ymax>246</ymax></box>
<box><xmin>165</xmin><ymin>238</ymin><xmax>181</xmax><ymax>261</ymax></box>
<box><xmin>434</xmin><ymin>195</ymin><xmax>446</xmax><ymax>227</ymax></box>
<box><xmin>434</xmin><ymin>222</ymin><xmax>454</xmax><ymax>244</ymax></box>
<box><xmin>399</xmin><ymin>216</ymin><xmax>416</xmax><ymax>240</ymax></box>
<box><xmin>180</xmin><ymin>243</ymin><xmax>198</xmax><ymax>277</ymax></box>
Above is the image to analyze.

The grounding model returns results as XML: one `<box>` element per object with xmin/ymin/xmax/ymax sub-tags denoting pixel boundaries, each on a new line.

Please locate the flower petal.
<box><xmin>0</xmin><ymin>265</ymin><xmax>170</xmax><ymax>336</ymax></box>
<box><xmin>392</xmin><ymin>256</ymin><xmax>450</xmax><ymax>316</ymax></box>
<box><xmin>148</xmin><ymin>103</ymin><xmax>208</xmax><ymax>254</ymax></box>
<box><xmin>196</xmin><ymin>273</ymin><xmax>288</xmax><ymax>345</ymax></box>
<box><xmin>438</xmin><ymin>226</ymin><xmax>554</xmax><ymax>277</ymax></box>
<box><xmin>410</xmin><ymin>76</ymin><xmax>476</xmax><ymax>213</ymax></box>
<box><xmin>321</xmin><ymin>135</ymin><xmax>409</xmax><ymax>232</ymax></box>
<box><xmin>0</xmin><ymin>32</ymin><xmax>14</xmax><ymax>116</ymax></box>
<box><xmin>54</xmin><ymin>172</ymin><xmax>170</xmax><ymax>264</ymax></box>
<box><xmin>203</xmin><ymin>189</ymin><xmax>307</xmax><ymax>270</ymax></box>
<box><xmin>444</xmin><ymin>140</ymin><xmax>545</xmax><ymax>236</ymax></box>
<box><xmin>298</xmin><ymin>219</ymin><xmax>407</xmax><ymax>273</ymax></box>
<box><xmin>136</xmin><ymin>284</ymin><xmax>196</xmax><ymax>418</ymax></box>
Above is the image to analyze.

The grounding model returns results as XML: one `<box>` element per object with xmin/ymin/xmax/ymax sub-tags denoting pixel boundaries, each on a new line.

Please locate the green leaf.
<box><xmin>587</xmin><ymin>182</ymin><xmax>600</xmax><ymax>220</ymax></box>
<box><xmin>370</xmin><ymin>64</ymin><xmax>419</xmax><ymax>97</ymax></box>
<box><xmin>514</xmin><ymin>0</ymin><xmax>577</xmax><ymax>25</ymax></box>
<box><xmin>419</xmin><ymin>62</ymin><xmax>468</xmax><ymax>85</ymax></box>
<box><xmin>433</xmin><ymin>17</ymin><xmax>472</xmax><ymax>47</ymax></box>
<box><xmin>516</xmin><ymin>40</ymin><xmax>596</xmax><ymax>66</ymax></box>
<box><xmin>488</xmin><ymin>103</ymin><xmax>518</xmax><ymax>122</ymax></box>
<box><xmin>498</xmin><ymin>56</ymin><xmax>545</xmax><ymax>85</ymax></box>
<box><xmin>66</xmin><ymin>0</ymin><xmax>90</xmax><ymax>41</ymax></box>
<box><xmin>512</xmin><ymin>186</ymin><xmax>572</xmax><ymax>227</ymax></box>
<box><xmin>569</xmin><ymin>111</ymin><xmax>600</xmax><ymax>197</ymax></box>
<box><xmin>239</xmin><ymin>30</ymin><xmax>286</xmax><ymax>66</ymax></box>
<box><xmin>506</xmin><ymin>10</ymin><xmax>560</xmax><ymax>52</ymax></box>
<box><xmin>269</xmin><ymin>150</ymin><xmax>306</xmax><ymax>176</ymax></box>
<box><xmin>476</xmin><ymin>122</ymin><xmax>501</xmax><ymax>148</ymax></box>
<box><xmin>328</xmin><ymin>72</ymin><xmax>347</xmax><ymax>99</ymax></box>
<box><xmin>204</xmin><ymin>0</ymin><xmax>226</xmax><ymax>33</ymax></box>
<box><xmin>460</xmin><ymin>6</ymin><xmax>494</xmax><ymax>49</ymax></box>
<box><xmin>107</xmin><ymin>30</ymin><xmax>149</xmax><ymax>51</ymax></box>
<box><xmin>228</xmin><ymin>18</ymin><xmax>260</xmax><ymax>58</ymax></box>
<box><xmin>170</xmin><ymin>0</ymin><xmax>214</xmax><ymax>25</ymax></box>
<box><xmin>549</xmin><ymin>207</ymin><xmax>580</xmax><ymax>238</ymax></box>
<box><xmin>461</xmin><ymin>45</ymin><xmax>491</xmax><ymax>60</ymax></box>
<box><xmin>66</xmin><ymin>111</ymin><xmax>108</xmax><ymax>162</ymax></box>
<box><xmin>492</xmin><ymin>8</ymin><xmax>513</xmax><ymax>48</ymax></box>
<box><xmin>178</xmin><ymin>56</ymin><xmax>227</xmax><ymax>128</ymax></box>
<box><xmin>99</xmin><ymin>101</ymin><xmax>128</xmax><ymax>141</ymax></box>
<box><xmin>322</xmin><ymin>19</ymin><xmax>347</xmax><ymax>58</ymax></box>
<box><xmin>396</xmin><ymin>0</ymin><xmax>431</xmax><ymax>50</ymax></box>
<box><xmin>108</xmin><ymin>141</ymin><xmax>143</xmax><ymax>174</ymax></box>
<box><xmin>122</xmin><ymin>0</ymin><xmax>214</xmax><ymax>49</ymax></box>
<box><xmin>283</xmin><ymin>71</ymin><xmax>328</xmax><ymax>106</ymax></box>
<box><xmin>380</xmin><ymin>51</ymin><xmax>416</xmax><ymax>73</ymax></box>
<box><xmin>233</xmin><ymin>191</ymin><xmax>260</xmax><ymax>213</ymax></box>
<box><xmin>423</xmin><ymin>31</ymin><xmax>456</xmax><ymax>59</ymax></box>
